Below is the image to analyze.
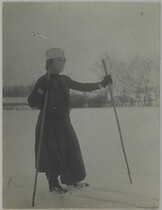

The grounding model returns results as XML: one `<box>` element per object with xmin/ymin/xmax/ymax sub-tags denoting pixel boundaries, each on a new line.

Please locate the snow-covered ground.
<box><xmin>3</xmin><ymin>107</ymin><xmax>160</xmax><ymax>208</ymax></box>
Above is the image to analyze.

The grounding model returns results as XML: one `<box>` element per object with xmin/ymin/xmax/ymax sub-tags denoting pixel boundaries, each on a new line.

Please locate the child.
<box><xmin>28</xmin><ymin>48</ymin><xmax>113</xmax><ymax>193</ymax></box>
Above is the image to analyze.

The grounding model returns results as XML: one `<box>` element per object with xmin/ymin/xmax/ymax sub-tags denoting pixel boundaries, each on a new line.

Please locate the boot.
<box><xmin>74</xmin><ymin>182</ymin><xmax>89</xmax><ymax>189</ymax></box>
<box><xmin>48</xmin><ymin>178</ymin><xmax>68</xmax><ymax>193</ymax></box>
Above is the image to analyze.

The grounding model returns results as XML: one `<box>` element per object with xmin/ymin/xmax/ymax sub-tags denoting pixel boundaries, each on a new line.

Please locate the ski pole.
<box><xmin>102</xmin><ymin>59</ymin><xmax>132</xmax><ymax>184</ymax></box>
<box><xmin>32</xmin><ymin>68</ymin><xmax>51</xmax><ymax>207</ymax></box>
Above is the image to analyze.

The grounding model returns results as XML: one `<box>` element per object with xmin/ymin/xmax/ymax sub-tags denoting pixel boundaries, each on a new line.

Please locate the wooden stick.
<box><xmin>102</xmin><ymin>59</ymin><xmax>132</xmax><ymax>184</ymax></box>
<box><xmin>32</xmin><ymin>68</ymin><xmax>51</xmax><ymax>207</ymax></box>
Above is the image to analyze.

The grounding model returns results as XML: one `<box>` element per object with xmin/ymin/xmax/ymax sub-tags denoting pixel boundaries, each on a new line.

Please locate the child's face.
<box><xmin>50</xmin><ymin>57</ymin><xmax>66</xmax><ymax>74</ymax></box>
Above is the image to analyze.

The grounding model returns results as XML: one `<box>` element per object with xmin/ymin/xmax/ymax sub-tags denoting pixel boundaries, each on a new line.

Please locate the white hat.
<box><xmin>45</xmin><ymin>48</ymin><xmax>65</xmax><ymax>61</ymax></box>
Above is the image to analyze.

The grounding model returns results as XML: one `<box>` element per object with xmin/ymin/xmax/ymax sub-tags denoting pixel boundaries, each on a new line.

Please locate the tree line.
<box><xmin>3</xmin><ymin>53</ymin><xmax>160</xmax><ymax>107</ymax></box>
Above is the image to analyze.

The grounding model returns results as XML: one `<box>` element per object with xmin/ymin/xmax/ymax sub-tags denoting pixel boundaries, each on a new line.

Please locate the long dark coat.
<box><xmin>28</xmin><ymin>73</ymin><xmax>99</xmax><ymax>185</ymax></box>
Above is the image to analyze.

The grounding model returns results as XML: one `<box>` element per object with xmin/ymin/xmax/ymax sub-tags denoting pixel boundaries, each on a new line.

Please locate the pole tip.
<box><xmin>32</xmin><ymin>200</ymin><xmax>35</xmax><ymax>207</ymax></box>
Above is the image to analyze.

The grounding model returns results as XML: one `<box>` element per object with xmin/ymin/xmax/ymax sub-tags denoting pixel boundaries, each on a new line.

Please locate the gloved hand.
<box><xmin>100</xmin><ymin>75</ymin><xmax>113</xmax><ymax>88</ymax></box>
<box><xmin>37</xmin><ymin>88</ymin><xmax>44</xmax><ymax>95</ymax></box>
<box><xmin>37</xmin><ymin>79</ymin><xmax>50</xmax><ymax>95</ymax></box>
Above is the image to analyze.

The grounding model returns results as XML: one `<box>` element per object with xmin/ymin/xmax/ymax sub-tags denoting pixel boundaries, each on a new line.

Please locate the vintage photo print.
<box><xmin>3</xmin><ymin>1</ymin><xmax>160</xmax><ymax>209</ymax></box>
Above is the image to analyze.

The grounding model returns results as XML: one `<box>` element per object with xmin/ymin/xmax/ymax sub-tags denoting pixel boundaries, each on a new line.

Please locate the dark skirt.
<box><xmin>35</xmin><ymin>113</ymin><xmax>86</xmax><ymax>185</ymax></box>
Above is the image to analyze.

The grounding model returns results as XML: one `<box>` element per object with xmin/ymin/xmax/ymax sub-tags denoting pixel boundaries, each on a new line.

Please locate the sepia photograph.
<box><xmin>2</xmin><ymin>1</ymin><xmax>160</xmax><ymax>209</ymax></box>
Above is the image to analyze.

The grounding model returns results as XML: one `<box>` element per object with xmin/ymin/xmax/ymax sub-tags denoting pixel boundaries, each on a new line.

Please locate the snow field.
<box><xmin>3</xmin><ymin>107</ymin><xmax>159</xmax><ymax>208</ymax></box>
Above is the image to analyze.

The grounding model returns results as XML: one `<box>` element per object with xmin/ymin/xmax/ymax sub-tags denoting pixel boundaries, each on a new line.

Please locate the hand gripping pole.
<box><xmin>102</xmin><ymin>59</ymin><xmax>132</xmax><ymax>184</ymax></box>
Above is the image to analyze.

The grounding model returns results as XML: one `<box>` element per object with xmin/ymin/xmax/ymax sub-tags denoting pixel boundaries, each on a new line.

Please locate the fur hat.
<box><xmin>45</xmin><ymin>48</ymin><xmax>65</xmax><ymax>61</ymax></box>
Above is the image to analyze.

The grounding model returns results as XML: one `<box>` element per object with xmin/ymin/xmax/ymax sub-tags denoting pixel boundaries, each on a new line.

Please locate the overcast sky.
<box><xmin>3</xmin><ymin>2</ymin><xmax>160</xmax><ymax>86</ymax></box>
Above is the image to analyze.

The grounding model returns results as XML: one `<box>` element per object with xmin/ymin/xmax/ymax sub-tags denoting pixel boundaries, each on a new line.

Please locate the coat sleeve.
<box><xmin>27</xmin><ymin>77</ymin><xmax>46</xmax><ymax>109</ymax></box>
<box><xmin>65</xmin><ymin>76</ymin><xmax>100</xmax><ymax>92</ymax></box>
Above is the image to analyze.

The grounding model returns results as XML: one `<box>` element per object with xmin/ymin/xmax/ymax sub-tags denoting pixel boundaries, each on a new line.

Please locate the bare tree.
<box><xmin>92</xmin><ymin>51</ymin><xmax>160</xmax><ymax>107</ymax></box>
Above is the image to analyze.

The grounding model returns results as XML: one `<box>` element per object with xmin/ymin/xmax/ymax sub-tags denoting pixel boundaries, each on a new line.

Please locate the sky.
<box><xmin>3</xmin><ymin>2</ymin><xmax>160</xmax><ymax>86</ymax></box>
